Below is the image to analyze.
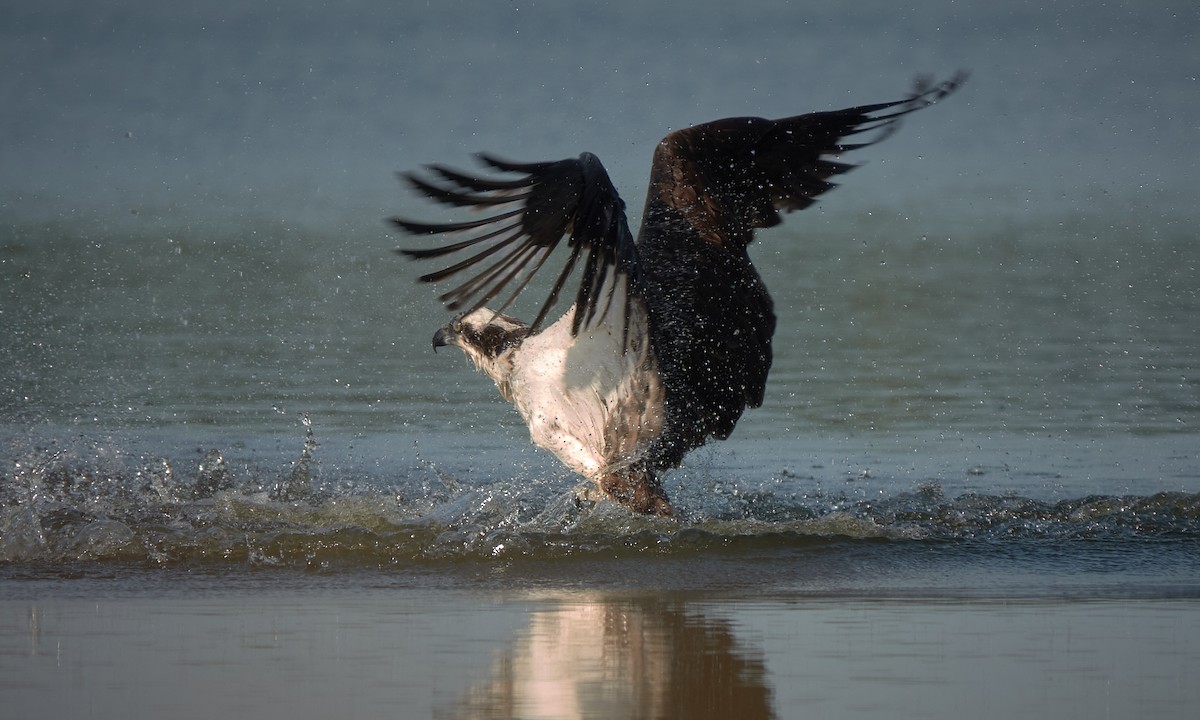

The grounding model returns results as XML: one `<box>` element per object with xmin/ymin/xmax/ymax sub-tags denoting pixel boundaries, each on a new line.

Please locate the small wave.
<box><xmin>2</xmin><ymin>435</ymin><xmax>1198</xmax><ymax>571</ymax></box>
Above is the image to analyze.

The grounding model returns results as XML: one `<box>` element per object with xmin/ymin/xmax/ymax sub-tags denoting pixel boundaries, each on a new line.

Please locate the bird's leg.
<box><xmin>598</xmin><ymin>461</ymin><xmax>673</xmax><ymax>517</ymax></box>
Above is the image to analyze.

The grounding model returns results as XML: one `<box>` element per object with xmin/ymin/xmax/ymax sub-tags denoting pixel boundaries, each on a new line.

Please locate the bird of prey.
<box><xmin>393</xmin><ymin>74</ymin><xmax>964</xmax><ymax>516</ymax></box>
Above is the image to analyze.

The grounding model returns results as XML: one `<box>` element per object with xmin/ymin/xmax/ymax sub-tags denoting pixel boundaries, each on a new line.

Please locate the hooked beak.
<box><xmin>432</xmin><ymin>326</ymin><xmax>452</xmax><ymax>352</ymax></box>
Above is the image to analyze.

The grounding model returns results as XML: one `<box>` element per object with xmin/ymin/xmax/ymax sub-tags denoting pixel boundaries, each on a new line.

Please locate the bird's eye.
<box><xmin>453</xmin><ymin>320</ymin><xmax>463</xmax><ymax>333</ymax></box>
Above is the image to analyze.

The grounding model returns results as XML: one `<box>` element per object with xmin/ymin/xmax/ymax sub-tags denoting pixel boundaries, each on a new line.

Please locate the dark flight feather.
<box><xmin>396</xmin><ymin>72</ymin><xmax>964</xmax><ymax>335</ymax></box>
<box><xmin>395</xmin><ymin>152</ymin><xmax>637</xmax><ymax>335</ymax></box>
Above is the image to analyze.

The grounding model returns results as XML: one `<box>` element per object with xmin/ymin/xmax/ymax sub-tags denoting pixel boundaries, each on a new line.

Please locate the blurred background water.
<box><xmin>3</xmin><ymin>2</ymin><xmax>1197</xmax><ymax>434</ymax></box>
<box><xmin>2</xmin><ymin>2</ymin><xmax>1199</xmax><ymax>717</ymax></box>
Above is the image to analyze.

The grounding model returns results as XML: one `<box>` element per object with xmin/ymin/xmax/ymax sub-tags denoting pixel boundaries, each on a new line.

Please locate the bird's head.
<box><xmin>432</xmin><ymin>307</ymin><xmax>530</xmax><ymax>374</ymax></box>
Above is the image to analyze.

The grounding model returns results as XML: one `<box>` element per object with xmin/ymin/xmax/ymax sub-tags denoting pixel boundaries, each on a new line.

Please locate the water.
<box><xmin>4</xmin><ymin>217</ymin><xmax>1198</xmax><ymax>568</ymax></box>
<box><xmin>4</xmin><ymin>215</ymin><xmax>1198</xmax><ymax>718</ymax></box>
<box><xmin>4</xmin><ymin>589</ymin><xmax>1199</xmax><ymax>720</ymax></box>
<box><xmin>3</xmin><ymin>1</ymin><xmax>1200</xmax><ymax>718</ymax></box>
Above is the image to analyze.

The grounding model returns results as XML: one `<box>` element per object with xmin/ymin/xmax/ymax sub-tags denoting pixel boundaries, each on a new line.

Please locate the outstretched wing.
<box><xmin>634</xmin><ymin>73</ymin><xmax>966</xmax><ymax>469</ymax></box>
<box><xmin>393</xmin><ymin>152</ymin><xmax>637</xmax><ymax>336</ymax></box>
<box><xmin>646</xmin><ymin>72</ymin><xmax>967</xmax><ymax>248</ymax></box>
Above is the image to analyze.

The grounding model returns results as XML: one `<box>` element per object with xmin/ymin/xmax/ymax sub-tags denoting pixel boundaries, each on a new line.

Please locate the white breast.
<box><xmin>507</xmin><ymin>291</ymin><xmax>664</xmax><ymax>479</ymax></box>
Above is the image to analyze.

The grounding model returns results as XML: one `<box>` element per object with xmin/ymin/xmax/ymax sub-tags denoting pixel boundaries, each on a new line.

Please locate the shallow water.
<box><xmin>4</xmin><ymin>1</ymin><xmax>1200</xmax><ymax>717</ymax></box>
<box><xmin>3</xmin><ymin>408</ymin><xmax>1198</xmax><ymax>718</ymax></box>
<box><xmin>4</xmin><ymin>585</ymin><xmax>1200</xmax><ymax>720</ymax></box>
<box><xmin>4</xmin><ymin>212</ymin><xmax>1198</xmax><ymax>569</ymax></box>
<box><xmin>4</xmin><ymin>141</ymin><xmax>1200</xmax><ymax>720</ymax></box>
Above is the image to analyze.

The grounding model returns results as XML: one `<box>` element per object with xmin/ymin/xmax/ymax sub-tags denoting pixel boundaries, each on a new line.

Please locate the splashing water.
<box><xmin>3</xmin><ymin>419</ymin><xmax>1197</xmax><ymax>576</ymax></box>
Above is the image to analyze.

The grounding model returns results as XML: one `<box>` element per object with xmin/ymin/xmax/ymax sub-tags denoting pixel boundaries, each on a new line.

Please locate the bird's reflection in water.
<box><xmin>440</xmin><ymin>596</ymin><xmax>774</xmax><ymax>720</ymax></box>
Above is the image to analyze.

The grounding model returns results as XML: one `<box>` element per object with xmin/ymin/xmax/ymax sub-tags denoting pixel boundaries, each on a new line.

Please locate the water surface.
<box><xmin>3</xmin><ymin>1</ymin><xmax>1199</xmax><ymax>718</ymax></box>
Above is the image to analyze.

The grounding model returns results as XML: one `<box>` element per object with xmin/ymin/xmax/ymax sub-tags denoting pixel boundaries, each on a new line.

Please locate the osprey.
<box><xmin>394</xmin><ymin>75</ymin><xmax>964</xmax><ymax>516</ymax></box>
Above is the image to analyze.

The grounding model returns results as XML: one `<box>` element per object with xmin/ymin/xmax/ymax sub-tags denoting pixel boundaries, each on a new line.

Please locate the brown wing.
<box><xmin>634</xmin><ymin>74</ymin><xmax>967</xmax><ymax>469</ymax></box>
<box><xmin>645</xmin><ymin>72</ymin><xmax>968</xmax><ymax>248</ymax></box>
<box><xmin>393</xmin><ymin>152</ymin><xmax>638</xmax><ymax>335</ymax></box>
